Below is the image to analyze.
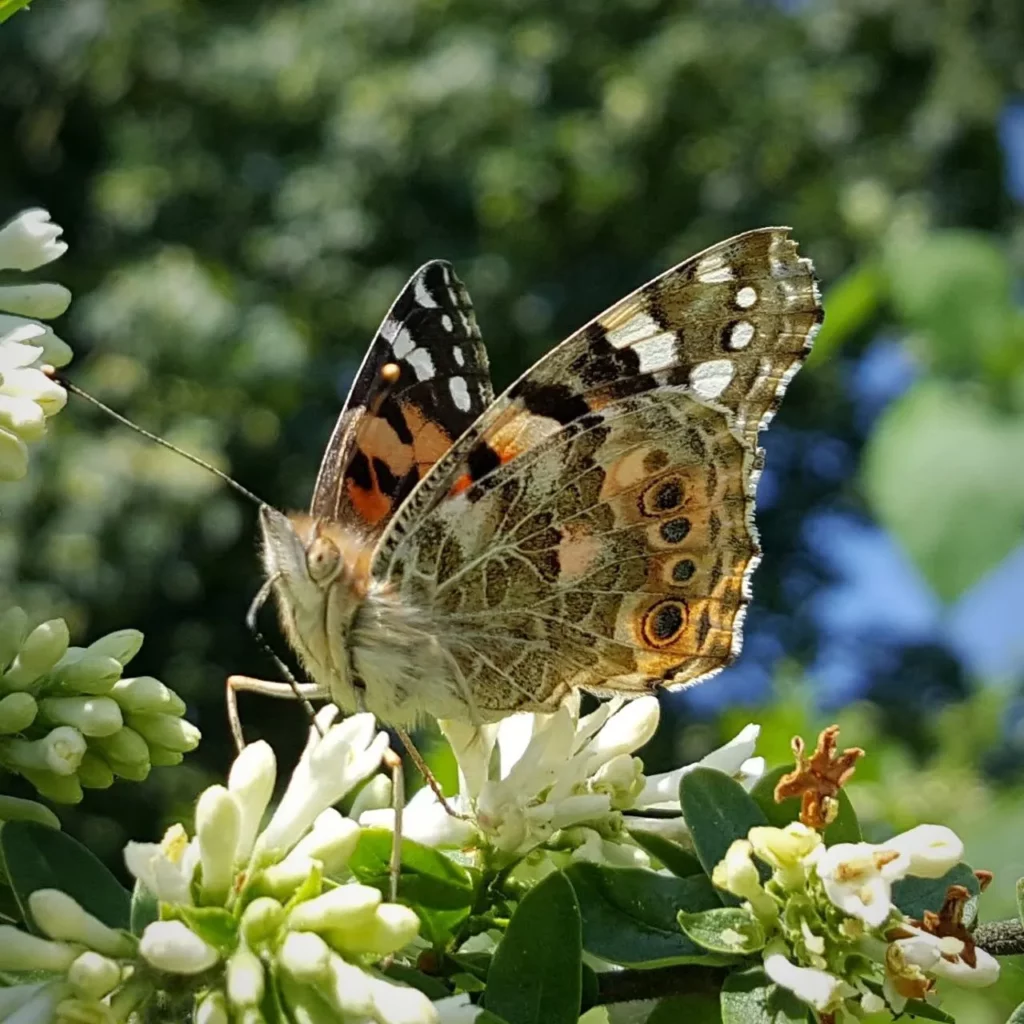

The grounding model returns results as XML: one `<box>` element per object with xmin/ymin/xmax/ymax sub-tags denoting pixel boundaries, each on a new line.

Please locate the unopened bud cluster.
<box><xmin>0</xmin><ymin>607</ymin><xmax>199</xmax><ymax>804</ymax></box>
<box><xmin>0</xmin><ymin>208</ymin><xmax>72</xmax><ymax>481</ymax></box>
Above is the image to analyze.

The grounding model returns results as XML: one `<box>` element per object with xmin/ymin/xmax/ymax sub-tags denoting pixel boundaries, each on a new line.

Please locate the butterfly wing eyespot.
<box><xmin>642</xmin><ymin>600</ymin><xmax>689</xmax><ymax>648</ymax></box>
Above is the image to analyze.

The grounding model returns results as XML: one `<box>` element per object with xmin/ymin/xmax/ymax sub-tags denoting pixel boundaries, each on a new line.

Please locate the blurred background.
<box><xmin>2</xmin><ymin>0</ymin><xmax>1023</xmax><ymax>1017</ymax></box>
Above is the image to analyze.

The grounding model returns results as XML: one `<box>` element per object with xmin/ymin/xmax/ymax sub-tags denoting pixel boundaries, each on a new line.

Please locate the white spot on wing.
<box><xmin>414</xmin><ymin>276</ymin><xmax>439</xmax><ymax>308</ymax></box>
<box><xmin>736</xmin><ymin>286</ymin><xmax>757</xmax><ymax>308</ymax></box>
<box><xmin>696</xmin><ymin>256</ymin><xmax>734</xmax><ymax>284</ymax></box>
<box><xmin>380</xmin><ymin>317</ymin><xmax>400</xmax><ymax>342</ymax></box>
<box><xmin>606</xmin><ymin>311</ymin><xmax>660</xmax><ymax>349</ymax></box>
<box><xmin>392</xmin><ymin>327</ymin><xmax>415</xmax><ymax>359</ymax></box>
<box><xmin>441</xmin><ymin>314</ymin><xmax>453</xmax><ymax>332</ymax></box>
<box><xmin>689</xmin><ymin>359</ymin><xmax>735</xmax><ymax>400</ymax></box>
<box><xmin>728</xmin><ymin>321</ymin><xmax>755</xmax><ymax>350</ymax></box>
<box><xmin>450</xmin><ymin>376</ymin><xmax>472</xmax><ymax>412</ymax></box>
<box><xmin>407</xmin><ymin>348</ymin><xmax>435</xmax><ymax>381</ymax></box>
<box><xmin>452</xmin><ymin>346</ymin><xmax>465</xmax><ymax>366</ymax></box>
<box><xmin>632</xmin><ymin>331</ymin><xmax>679</xmax><ymax>373</ymax></box>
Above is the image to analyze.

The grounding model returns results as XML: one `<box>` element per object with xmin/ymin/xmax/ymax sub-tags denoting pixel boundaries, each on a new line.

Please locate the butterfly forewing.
<box><xmin>310</xmin><ymin>260</ymin><xmax>494</xmax><ymax>536</ymax></box>
<box><xmin>369</xmin><ymin>228</ymin><xmax>821</xmax><ymax>715</ymax></box>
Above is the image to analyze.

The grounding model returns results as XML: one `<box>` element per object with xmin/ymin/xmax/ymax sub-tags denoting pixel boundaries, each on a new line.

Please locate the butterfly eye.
<box><xmin>306</xmin><ymin>537</ymin><xmax>341</xmax><ymax>583</ymax></box>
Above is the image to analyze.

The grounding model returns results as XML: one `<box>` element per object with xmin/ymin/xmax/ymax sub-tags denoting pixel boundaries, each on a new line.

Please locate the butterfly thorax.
<box><xmin>259</xmin><ymin>506</ymin><xmax>475</xmax><ymax>726</ymax></box>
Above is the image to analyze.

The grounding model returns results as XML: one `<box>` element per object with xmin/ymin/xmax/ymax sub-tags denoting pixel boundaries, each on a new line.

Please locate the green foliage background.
<box><xmin>1</xmin><ymin>0</ymin><xmax>1023</xmax><ymax>1018</ymax></box>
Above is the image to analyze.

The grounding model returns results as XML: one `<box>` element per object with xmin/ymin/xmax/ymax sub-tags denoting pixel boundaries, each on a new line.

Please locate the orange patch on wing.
<box><xmin>399</xmin><ymin>402</ymin><xmax>455</xmax><ymax>471</ymax></box>
<box><xmin>601</xmin><ymin>446</ymin><xmax>656</xmax><ymax>499</ymax></box>
<box><xmin>448</xmin><ymin>442</ymin><xmax>519</xmax><ymax>498</ymax></box>
<box><xmin>346</xmin><ymin>474</ymin><xmax>392</xmax><ymax>525</ymax></box>
<box><xmin>357</xmin><ymin>416</ymin><xmax>415</xmax><ymax>476</ymax></box>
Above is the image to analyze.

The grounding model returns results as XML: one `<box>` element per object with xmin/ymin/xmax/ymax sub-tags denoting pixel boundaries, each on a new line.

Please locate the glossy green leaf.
<box><xmin>130</xmin><ymin>879</ymin><xmax>159</xmax><ymax>936</ymax></box>
<box><xmin>382</xmin><ymin>963</ymin><xmax>451</xmax><ymax>1000</ymax></box>
<box><xmin>647</xmin><ymin>994</ymin><xmax>723</xmax><ymax>1024</ymax></box>
<box><xmin>679</xmin><ymin>907</ymin><xmax>766</xmax><ymax>954</ymax></box>
<box><xmin>0</xmin><ymin>0</ymin><xmax>33</xmax><ymax>25</ymax></box>
<box><xmin>565</xmin><ymin>862</ymin><xmax>726</xmax><ymax>967</ymax></box>
<box><xmin>720</xmin><ymin>967</ymin><xmax>810</xmax><ymax>1023</ymax></box>
<box><xmin>679</xmin><ymin>769</ymin><xmax>768</xmax><ymax>903</ymax></box>
<box><xmin>629</xmin><ymin>828</ymin><xmax>704</xmax><ymax>877</ymax></box>
<box><xmin>485</xmin><ymin>870</ymin><xmax>581</xmax><ymax>1024</ymax></box>
<box><xmin>0</xmin><ymin>820</ymin><xmax>130</xmax><ymax>934</ymax></box>
<box><xmin>892</xmin><ymin>863</ymin><xmax>979</xmax><ymax>921</ymax></box>
<box><xmin>901</xmin><ymin>1000</ymin><xmax>956</xmax><ymax>1022</ymax></box>
<box><xmin>864</xmin><ymin>380</ymin><xmax>1024</xmax><ymax>601</ymax></box>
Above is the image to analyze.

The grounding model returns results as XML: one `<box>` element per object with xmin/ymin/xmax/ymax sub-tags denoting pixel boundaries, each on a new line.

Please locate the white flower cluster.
<box><xmin>0</xmin><ymin>707</ymin><xmax>450</xmax><ymax>1024</ymax></box>
<box><xmin>361</xmin><ymin>695</ymin><xmax>763</xmax><ymax>868</ymax></box>
<box><xmin>0</xmin><ymin>209</ymin><xmax>72</xmax><ymax>481</ymax></box>
<box><xmin>712</xmin><ymin>820</ymin><xmax>999</xmax><ymax>1016</ymax></box>
<box><xmin>0</xmin><ymin>607</ymin><xmax>198</xmax><ymax>804</ymax></box>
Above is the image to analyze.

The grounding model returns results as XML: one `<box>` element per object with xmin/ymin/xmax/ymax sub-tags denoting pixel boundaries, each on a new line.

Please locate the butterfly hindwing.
<box><xmin>311</xmin><ymin>260</ymin><xmax>493</xmax><ymax>535</ymax></box>
<box><xmin>371</xmin><ymin>228</ymin><xmax>821</xmax><ymax>715</ymax></box>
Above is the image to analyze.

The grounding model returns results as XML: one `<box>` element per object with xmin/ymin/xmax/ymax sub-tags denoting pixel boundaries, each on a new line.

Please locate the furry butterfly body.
<box><xmin>260</xmin><ymin>228</ymin><xmax>822</xmax><ymax>727</ymax></box>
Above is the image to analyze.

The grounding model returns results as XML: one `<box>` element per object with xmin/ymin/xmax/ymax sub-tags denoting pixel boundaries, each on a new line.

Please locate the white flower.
<box><xmin>0</xmin><ymin>924</ymin><xmax>78</xmax><ymax>972</ymax></box>
<box><xmin>633</xmin><ymin>722</ymin><xmax>763</xmax><ymax>811</ymax></box>
<box><xmin>815</xmin><ymin>841</ymin><xmax>910</xmax><ymax>928</ymax></box>
<box><xmin>711</xmin><ymin>839</ymin><xmax>777</xmax><ymax>923</ymax></box>
<box><xmin>227</xmin><ymin>739</ymin><xmax>276</xmax><ymax>863</ymax></box>
<box><xmin>256</xmin><ymin>706</ymin><xmax>388</xmax><ymax>856</ymax></box>
<box><xmin>124</xmin><ymin>822</ymin><xmax>198</xmax><ymax>905</ymax></box>
<box><xmin>885</xmin><ymin>824</ymin><xmax>963</xmax><ymax>879</ymax></box>
<box><xmin>195</xmin><ymin>785</ymin><xmax>241</xmax><ymax>902</ymax></box>
<box><xmin>764</xmin><ymin>941</ymin><xmax>855</xmax><ymax>1012</ymax></box>
<box><xmin>0</xmin><ymin>209</ymin><xmax>68</xmax><ymax>271</ymax></box>
<box><xmin>28</xmin><ymin>889</ymin><xmax>133</xmax><ymax>957</ymax></box>
<box><xmin>139</xmin><ymin>920</ymin><xmax>218</xmax><ymax>974</ymax></box>
<box><xmin>748</xmin><ymin>822</ymin><xmax>822</xmax><ymax>891</ymax></box>
<box><xmin>434</xmin><ymin>993</ymin><xmax>485</xmax><ymax>1023</ymax></box>
<box><xmin>0</xmin><ymin>281</ymin><xmax>72</xmax><ymax>319</ymax></box>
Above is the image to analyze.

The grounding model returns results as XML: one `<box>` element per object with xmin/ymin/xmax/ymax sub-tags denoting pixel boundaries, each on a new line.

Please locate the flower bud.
<box><xmin>749</xmin><ymin>822</ymin><xmax>822</xmax><ymax>890</ymax></box>
<box><xmin>139</xmin><ymin>921</ymin><xmax>218</xmax><ymax>974</ymax></box>
<box><xmin>324</xmin><ymin>953</ymin><xmax>375</xmax><ymax>1018</ymax></box>
<box><xmin>288</xmin><ymin>883</ymin><xmax>381</xmax><ymax>934</ymax></box>
<box><xmin>0</xmin><ymin>924</ymin><xmax>79</xmax><ymax>971</ymax></box>
<box><xmin>5</xmin><ymin>726</ymin><xmax>86</xmax><ymax>775</ymax></box>
<box><xmin>583</xmin><ymin>696</ymin><xmax>660</xmax><ymax>772</ymax></box>
<box><xmin>0</xmin><ymin>793</ymin><xmax>61</xmax><ymax>828</ymax></box>
<box><xmin>277</xmin><ymin>931</ymin><xmax>331</xmax><ymax>983</ymax></box>
<box><xmin>196</xmin><ymin>786</ymin><xmax>241</xmax><ymax>902</ymax></box>
<box><xmin>3</xmin><ymin>982</ymin><xmax>70</xmax><ymax>1024</ymax></box>
<box><xmin>348</xmin><ymin>773</ymin><xmax>392</xmax><ymax>819</ymax></box>
<box><xmin>67</xmin><ymin>951</ymin><xmax>122</xmax><ymax>999</ymax></box>
<box><xmin>55</xmin><ymin>996</ymin><xmax>119</xmax><ymax>1023</ymax></box>
<box><xmin>711</xmin><ymin>839</ymin><xmax>777</xmax><ymax>923</ymax></box>
<box><xmin>0</xmin><ymin>394</ymin><xmax>45</xmax><ymax>442</ymax></box>
<box><xmin>366</xmin><ymin>973</ymin><xmax>439</xmax><ymax>1024</ymax></box>
<box><xmin>229</xmin><ymin>740</ymin><xmax>276</xmax><ymax>864</ymax></box>
<box><xmin>92</xmin><ymin>726</ymin><xmax>150</xmax><ymax>766</ymax></box>
<box><xmin>29</xmin><ymin>889</ymin><xmax>134</xmax><ymax>957</ymax></box>
<box><xmin>277</xmin><ymin>976</ymin><xmax>337</xmax><ymax>1024</ymax></box>
<box><xmin>40</xmin><ymin>696</ymin><xmax>123</xmax><ymax>737</ymax></box>
<box><xmin>259</xmin><ymin>854</ymin><xmax>319</xmax><ymax>899</ymax></box>
<box><xmin>195</xmin><ymin>989</ymin><xmax>229</xmax><ymax>1024</ymax></box>
<box><xmin>148</xmin><ymin>746</ymin><xmax>184</xmax><ymax>767</ymax></box>
<box><xmin>0</xmin><ymin>427</ymin><xmax>28</xmax><ymax>480</ymax></box>
<box><xmin>19</xmin><ymin>766</ymin><xmax>84</xmax><ymax>804</ymax></box>
<box><xmin>288</xmin><ymin>809</ymin><xmax>360</xmax><ymax>875</ymax></box>
<box><xmin>54</xmin><ymin>655</ymin><xmax>122</xmax><ymax>696</ymax></box>
<box><xmin>0</xmin><ymin>209</ymin><xmax>68</xmax><ymax>271</ymax></box>
<box><xmin>0</xmin><ymin>606</ymin><xmax>28</xmax><ymax>671</ymax></box>
<box><xmin>240</xmin><ymin>897</ymin><xmax>284</xmax><ymax>947</ymax></box>
<box><xmin>226</xmin><ymin>947</ymin><xmax>265</xmax><ymax>1009</ymax></box>
<box><xmin>1</xmin><ymin>366</ymin><xmax>66</xmax><ymax>415</ymax></box>
<box><xmin>86</xmin><ymin>630</ymin><xmax>144</xmax><ymax>667</ymax></box>
<box><xmin>886</xmin><ymin>825</ymin><xmax>964</xmax><ymax>880</ymax></box>
<box><xmin>106</xmin><ymin>757</ymin><xmax>151</xmax><ymax>783</ymax></box>
<box><xmin>126</xmin><ymin>712</ymin><xmax>200</xmax><ymax>752</ymax></box>
<box><xmin>2</xmin><ymin>618</ymin><xmax>69</xmax><ymax>689</ymax></box>
<box><xmin>109</xmin><ymin>676</ymin><xmax>184</xmax><ymax>715</ymax></box>
<box><xmin>328</xmin><ymin>902</ymin><xmax>421</xmax><ymax>957</ymax></box>
<box><xmin>77</xmin><ymin>751</ymin><xmax>115</xmax><ymax>789</ymax></box>
<box><xmin>0</xmin><ymin>282</ymin><xmax>73</xmax><ymax>318</ymax></box>
<box><xmin>0</xmin><ymin>691</ymin><xmax>37</xmax><ymax>733</ymax></box>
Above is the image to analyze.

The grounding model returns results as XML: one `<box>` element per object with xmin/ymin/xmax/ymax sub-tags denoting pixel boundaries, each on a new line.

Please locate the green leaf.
<box><xmin>629</xmin><ymin>828</ymin><xmax>704</xmax><ymax>877</ymax></box>
<box><xmin>679</xmin><ymin>769</ymin><xmax>768</xmax><ymax>903</ymax></box>
<box><xmin>679</xmin><ymin>907</ymin><xmax>766</xmax><ymax>954</ymax></box>
<box><xmin>1005</xmin><ymin>1000</ymin><xmax>1024</xmax><ymax>1024</ymax></box>
<box><xmin>381</xmin><ymin>963</ymin><xmax>451</xmax><ymax>1000</ymax></box>
<box><xmin>0</xmin><ymin>820</ymin><xmax>130</xmax><ymax>933</ymax></box>
<box><xmin>891</xmin><ymin>863</ymin><xmax>979</xmax><ymax>921</ymax></box>
<box><xmin>901</xmin><ymin>1000</ymin><xmax>956</xmax><ymax>1022</ymax></box>
<box><xmin>0</xmin><ymin>0</ymin><xmax>34</xmax><ymax>25</ymax></box>
<box><xmin>130</xmin><ymin>880</ymin><xmax>159</xmax><ymax>936</ymax></box>
<box><xmin>169</xmin><ymin>904</ymin><xmax>239</xmax><ymax>954</ymax></box>
<box><xmin>565</xmin><ymin>862</ymin><xmax>727</xmax><ymax>967</ymax></box>
<box><xmin>750</xmin><ymin>766</ymin><xmax>861</xmax><ymax>844</ymax></box>
<box><xmin>485</xmin><ymin>870</ymin><xmax>581</xmax><ymax>1024</ymax></box>
<box><xmin>647</xmin><ymin>994</ymin><xmax>723</xmax><ymax>1024</ymax></box>
<box><xmin>806</xmin><ymin>261</ymin><xmax>882</xmax><ymax>367</ymax></box>
<box><xmin>863</xmin><ymin>380</ymin><xmax>1024</xmax><ymax>600</ymax></box>
<box><xmin>720</xmin><ymin>967</ymin><xmax>810</xmax><ymax>1023</ymax></box>
<box><xmin>1016</xmin><ymin>877</ymin><xmax>1024</xmax><ymax>930</ymax></box>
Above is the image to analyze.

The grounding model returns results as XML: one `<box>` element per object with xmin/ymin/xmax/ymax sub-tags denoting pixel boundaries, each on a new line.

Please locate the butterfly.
<box><xmin>253</xmin><ymin>228</ymin><xmax>821</xmax><ymax>729</ymax></box>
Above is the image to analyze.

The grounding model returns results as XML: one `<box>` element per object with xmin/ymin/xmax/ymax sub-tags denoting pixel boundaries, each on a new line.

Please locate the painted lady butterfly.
<box><xmin>254</xmin><ymin>228</ymin><xmax>821</xmax><ymax>728</ymax></box>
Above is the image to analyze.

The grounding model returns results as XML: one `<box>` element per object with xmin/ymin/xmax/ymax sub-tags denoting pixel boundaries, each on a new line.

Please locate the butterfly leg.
<box><xmin>225</xmin><ymin>674</ymin><xmax>327</xmax><ymax>753</ymax></box>
<box><xmin>392</xmin><ymin>726</ymin><xmax>469</xmax><ymax>821</ymax></box>
<box><xmin>383</xmin><ymin>746</ymin><xmax>404</xmax><ymax>904</ymax></box>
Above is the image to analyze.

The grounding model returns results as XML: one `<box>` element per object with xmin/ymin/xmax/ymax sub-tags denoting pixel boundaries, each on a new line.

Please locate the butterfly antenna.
<box><xmin>48</xmin><ymin>369</ymin><xmax>265</xmax><ymax>508</ymax></box>
<box><xmin>245</xmin><ymin>577</ymin><xmax>324</xmax><ymax>738</ymax></box>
